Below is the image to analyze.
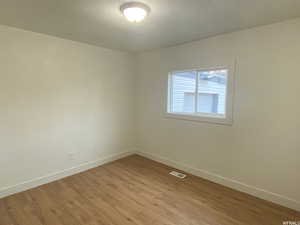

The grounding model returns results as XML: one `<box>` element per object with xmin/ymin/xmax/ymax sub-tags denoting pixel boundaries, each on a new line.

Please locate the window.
<box><xmin>167</xmin><ymin>68</ymin><xmax>233</xmax><ymax>125</ymax></box>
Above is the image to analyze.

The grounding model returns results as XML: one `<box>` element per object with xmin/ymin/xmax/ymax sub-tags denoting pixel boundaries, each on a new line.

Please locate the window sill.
<box><xmin>165</xmin><ymin>112</ymin><xmax>233</xmax><ymax>125</ymax></box>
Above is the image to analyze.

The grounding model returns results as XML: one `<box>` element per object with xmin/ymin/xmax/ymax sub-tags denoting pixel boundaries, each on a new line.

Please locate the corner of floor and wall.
<box><xmin>0</xmin><ymin>24</ymin><xmax>137</xmax><ymax>199</ymax></box>
<box><xmin>135</xmin><ymin>18</ymin><xmax>300</xmax><ymax>212</ymax></box>
<box><xmin>1</xmin><ymin>18</ymin><xmax>300</xmax><ymax>212</ymax></box>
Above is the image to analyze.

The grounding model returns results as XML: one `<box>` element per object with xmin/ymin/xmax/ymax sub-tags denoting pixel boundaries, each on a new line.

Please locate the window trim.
<box><xmin>165</xmin><ymin>65</ymin><xmax>235</xmax><ymax>125</ymax></box>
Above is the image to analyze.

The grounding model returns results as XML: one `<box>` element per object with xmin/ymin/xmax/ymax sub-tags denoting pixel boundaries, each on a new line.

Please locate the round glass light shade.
<box><xmin>120</xmin><ymin>2</ymin><xmax>150</xmax><ymax>22</ymax></box>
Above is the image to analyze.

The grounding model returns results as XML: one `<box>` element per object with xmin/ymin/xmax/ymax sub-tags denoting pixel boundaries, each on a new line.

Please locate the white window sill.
<box><xmin>165</xmin><ymin>112</ymin><xmax>233</xmax><ymax>125</ymax></box>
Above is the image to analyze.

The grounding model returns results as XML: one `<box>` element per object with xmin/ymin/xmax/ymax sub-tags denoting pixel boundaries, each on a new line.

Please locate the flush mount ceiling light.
<box><xmin>120</xmin><ymin>2</ymin><xmax>150</xmax><ymax>22</ymax></box>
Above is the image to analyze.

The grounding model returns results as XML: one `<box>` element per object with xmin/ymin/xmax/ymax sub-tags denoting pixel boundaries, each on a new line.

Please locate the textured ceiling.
<box><xmin>0</xmin><ymin>0</ymin><xmax>300</xmax><ymax>52</ymax></box>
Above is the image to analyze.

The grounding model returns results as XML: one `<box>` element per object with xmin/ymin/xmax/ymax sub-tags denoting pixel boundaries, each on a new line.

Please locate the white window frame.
<box><xmin>166</xmin><ymin>66</ymin><xmax>235</xmax><ymax>125</ymax></box>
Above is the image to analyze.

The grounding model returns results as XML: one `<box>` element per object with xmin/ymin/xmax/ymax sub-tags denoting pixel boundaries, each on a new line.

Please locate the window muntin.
<box><xmin>168</xmin><ymin>68</ymin><xmax>230</xmax><ymax>121</ymax></box>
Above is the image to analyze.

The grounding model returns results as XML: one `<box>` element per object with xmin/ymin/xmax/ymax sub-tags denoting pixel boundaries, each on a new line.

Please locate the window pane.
<box><xmin>197</xmin><ymin>70</ymin><xmax>227</xmax><ymax>115</ymax></box>
<box><xmin>171</xmin><ymin>71</ymin><xmax>196</xmax><ymax>113</ymax></box>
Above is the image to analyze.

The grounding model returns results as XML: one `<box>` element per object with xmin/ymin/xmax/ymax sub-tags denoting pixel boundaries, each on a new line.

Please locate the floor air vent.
<box><xmin>169</xmin><ymin>171</ymin><xmax>187</xmax><ymax>179</ymax></box>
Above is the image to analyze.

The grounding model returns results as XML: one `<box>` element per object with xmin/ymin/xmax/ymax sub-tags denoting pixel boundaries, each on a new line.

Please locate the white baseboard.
<box><xmin>0</xmin><ymin>151</ymin><xmax>134</xmax><ymax>199</ymax></box>
<box><xmin>136</xmin><ymin>151</ymin><xmax>300</xmax><ymax>212</ymax></box>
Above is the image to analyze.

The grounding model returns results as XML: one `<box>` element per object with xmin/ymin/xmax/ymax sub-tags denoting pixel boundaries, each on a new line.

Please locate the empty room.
<box><xmin>0</xmin><ymin>0</ymin><xmax>300</xmax><ymax>224</ymax></box>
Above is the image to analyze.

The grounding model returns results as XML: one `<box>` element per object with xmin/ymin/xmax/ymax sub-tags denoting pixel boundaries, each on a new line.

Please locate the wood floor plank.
<box><xmin>0</xmin><ymin>154</ymin><xmax>299</xmax><ymax>225</ymax></box>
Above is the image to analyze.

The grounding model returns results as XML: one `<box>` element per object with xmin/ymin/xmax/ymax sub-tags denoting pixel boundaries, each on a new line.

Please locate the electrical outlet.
<box><xmin>68</xmin><ymin>152</ymin><xmax>75</xmax><ymax>160</ymax></box>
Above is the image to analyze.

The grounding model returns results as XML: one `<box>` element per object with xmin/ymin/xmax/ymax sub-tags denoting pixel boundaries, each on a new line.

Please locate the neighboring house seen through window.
<box><xmin>167</xmin><ymin>68</ymin><xmax>233</xmax><ymax>125</ymax></box>
<box><xmin>184</xmin><ymin>93</ymin><xmax>219</xmax><ymax>114</ymax></box>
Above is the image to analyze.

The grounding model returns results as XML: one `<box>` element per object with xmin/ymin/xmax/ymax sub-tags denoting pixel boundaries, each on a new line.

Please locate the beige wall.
<box><xmin>136</xmin><ymin>18</ymin><xmax>300</xmax><ymax>210</ymax></box>
<box><xmin>0</xmin><ymin>25</ymin><xmax>135</xmax><ymax>192</ymax></box>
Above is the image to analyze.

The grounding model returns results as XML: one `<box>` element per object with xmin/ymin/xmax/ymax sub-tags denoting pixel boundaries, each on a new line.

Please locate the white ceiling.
<box><xmin>1</xmin><ymin>0</ymin><xmax>300</xmax><ymax>52</ymax></box>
